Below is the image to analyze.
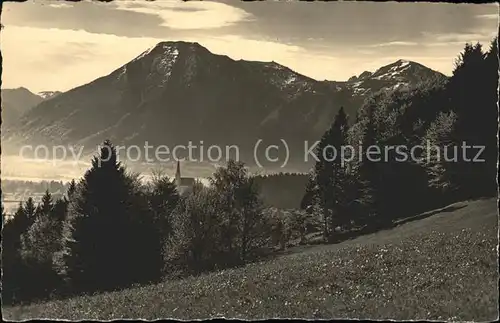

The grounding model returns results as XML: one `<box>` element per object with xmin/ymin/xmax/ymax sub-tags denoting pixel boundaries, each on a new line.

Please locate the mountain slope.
<box><xmin>1</xmin><ymin>87</ymin><xmax>44</xmax><ymax>127</ymax></box>
<box><xmin>2</xmin><ymin>42</ymin><xmax>446</xmax><ymax>166</ymax></box>
<box><xmin>344</xmin><ymin>59</ymin><xmax>446</xmax><ymax>97</ymax></box>
<box><xmin>1</xmin><ymin>88</ymin><xmax>63</xmax><ymax>129</ymax></box>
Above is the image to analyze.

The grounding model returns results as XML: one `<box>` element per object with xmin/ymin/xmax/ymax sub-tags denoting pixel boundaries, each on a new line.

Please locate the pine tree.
<box><xmin>56</xmin><ymin>140</ymin><xmax>163</xmax><ymax>292</ymax></box>
<box><xmin>51</xmin><ymin>198</ymin><xmax>69</xmax><ymax>222</ymax></box>
<box><xmin>2</xmin><ymin>202</ymin><xmax>32</xmax><ymax>302</ymax></box>
<box><xmin>23</xmin><ymin>197</ymin><xmax>37</xmax><ymax>223</ymax></box>
<box><xmin>313</xmin><ymin>124</ymin><xmax>335</xmax><ymax>237</ymax></box>
<box><xmin>328</xmin><ymin>107</ymin><xmax>350</xmax><ymax>232</ymax></box>
<box><xmin>448</xmin><ymin>40</ymin><xmax>497</xmax><ymax>197</ymax></box>
<box><xmin>420</xmin><ymin>111</ymin><xmax>461</xmax><ymax>200</ymax></box>
<box><xmin>39</xmin><ymin>190</ymin><xmax>53</xmax><ymax>217</ymax></box>
<box><xmin>354</xmin><ymin>104</ymin><xmax>381</xmax><ymax>228</ymax></box>
<box><xmin>481</xmin><ymin>36</ymin><xmax>499</xmax><ymax>195</ymax></box>
<box><xmin>67</xmin><ymin>179</ymin><xmax>77</xmax><ymax>200</ymax></box>
<box><xmin>310</xmin><ymin>107</ymin><xmax>350</xmax><ymax>237</ymax></box>
<box><xmin>300</xmin><ymin>171</ymin><xmax>316</xmax><ymax>211</ymax></box>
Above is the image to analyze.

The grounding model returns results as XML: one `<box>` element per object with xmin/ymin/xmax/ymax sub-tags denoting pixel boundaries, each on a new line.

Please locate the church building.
<box><xmin>175</xmin><ymin>160</ymin><xmax>195</xmax><ymax>196</ymax></box>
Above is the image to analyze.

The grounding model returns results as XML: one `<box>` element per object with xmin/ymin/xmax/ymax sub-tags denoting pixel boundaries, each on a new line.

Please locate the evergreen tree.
<box><xmin>420</xmin><ymin>111</ymin><xmax>461</xmax><ymax>196</ymax></box>
<box><xmin>67</xmin><ymin>179</ymin><xmax>77</xmax><ymax>200</ymax></box>
<box><xmin>312</xmin><ymin>123</ymin><xmax>335</xmax><ymax>237</ymax></box>
<box><xmin>23</xmin><ymin>197</ymin><xmax>37</xmax><ymax>223</ymax></box>
<box><xmin>56</xmin><ymin>140</ymin><xmax>163</xmax><ymax>292</ymax></box>
<box><xmin>2</xmin><ymin>202</ymin><xmax>32</xmax><ymax>303</ymax></box>
<box><xmin>354</xmin><ymin>103</ymin><xmax>381</xmax><ymax>228</ymax></box>
<box><xmin>300</xmin><ymin>171</ymin><xmax>316</xmax><ymax>211</ymax></box>
<box><xmin>480</xmin><ymin>37</ymin><xmax>499</xmax><ymax>195</ymax></box>
<box><xmin>328</xmin><ymin>107</ymin><xmax>350</xmax><ymax>231</ymax></box>
<box><xmin>39</xmin><ymin>189</ymin><xmax>53</xmax><ymax>217</ymax></box>
<box><xmin>448</xmin><ymin>41</ymin><xmax>498</xmax><ymax>197</ymax></box>
<box><xmin>310</xmin><ymin>107</ymin><xmax>351</xmax><ymax>237</ymax></box>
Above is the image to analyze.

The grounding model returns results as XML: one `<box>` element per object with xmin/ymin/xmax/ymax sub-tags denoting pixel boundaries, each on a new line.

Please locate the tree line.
<box><xmin>301</xmin><ymin>39</ymin><xmax>498</xmax><ymax>239</ymax></box>
<box><xmin>2</xmin><ymin>143</ymin><xmax>286</xmax><ymax>304</ymax></box>
<box><xmin>2</xmin><ymin>179</ymin><xmax>69</xmax><ymax>195</ymax></box>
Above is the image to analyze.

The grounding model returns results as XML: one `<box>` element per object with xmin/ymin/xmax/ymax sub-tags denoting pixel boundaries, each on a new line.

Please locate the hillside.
<box><xmin>1</xmin><ymin>88</ymin><xmax>62</xmax><ymax>128</ymax></box>
<box><xmin>1</xmin><ymin>41</ymin><xmax>445</xmax><ymax>167</ymax></box>
<box><xmin>1</xmin><ymin>87</ymin><xmax>44</xmax><ymax>127</ymax></box>
<box><xmin>4</xmin><ymin>197</ymin><xmax>497</xmax><ymax>320</ymax></box>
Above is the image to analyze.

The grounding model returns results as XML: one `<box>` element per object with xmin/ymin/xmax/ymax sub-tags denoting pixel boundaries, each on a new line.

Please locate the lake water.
<box><xmin>1</xmin><ymin>155</ymin><xmax>212</xmax><ymax>214</ymax></box>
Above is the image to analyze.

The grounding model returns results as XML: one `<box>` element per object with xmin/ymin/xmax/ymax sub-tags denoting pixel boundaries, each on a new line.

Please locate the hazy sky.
<box><xmin>1</xmin><ymin>0</ymin><xmax>498</xmax><ymax>93</ymax></box>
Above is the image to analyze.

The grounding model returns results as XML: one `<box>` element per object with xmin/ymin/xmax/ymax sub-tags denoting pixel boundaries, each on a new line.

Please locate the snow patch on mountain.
<box><xmin>284</xmin><ymin>75</ymin><xmax>297</xmax><ymax>85</ymax></box>
<box><xmin>38</xmin><ymin>91</ymin><xmax>61</xmax><ymax>100</ymax></box>
<box><xmin>151</xmin><ymin>47</ymin><xmax>179</xmax><ymax>82</ymax></box>
<box><xmin>372</xmin><ymin>60</ymin><xmax>414</xmax><ymax>80</ymax></box>
<box><xmin>133</xmin><ymin>45</ymin><xmax>156</xmax><ymax>62</ymax></box>
<box><xmin>344</xmin><ymin>59</ymin><xmax>444</xmax><ymax>98</ymax></box>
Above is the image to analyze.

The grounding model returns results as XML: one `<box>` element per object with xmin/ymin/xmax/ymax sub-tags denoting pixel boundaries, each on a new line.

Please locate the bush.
<box><xmin>165</xmin><ymin>160</ymin><xmax>269</xmax><ymax>275</ymax></box>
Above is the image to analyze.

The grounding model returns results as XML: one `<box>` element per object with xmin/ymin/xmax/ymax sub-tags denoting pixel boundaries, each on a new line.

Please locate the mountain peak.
<box><xmin>370</xmin><ymin>59</ymin><xmax>436</xmax><ymax>81</ymax></box>
<box><xmin>154</xmin><ymin>41</ymin><xmax>208</xmax><ymax>53</ymax></box>
<box><xmin>159</xmin><ymin>40</ymin><xmax>204</xmax><ymax>48</ymax></box>
<box><xmin>395</xmin><ymin>58</ymin><xmax>410</xmax><ymax>64</ymax></box>
<box><xmin>133</xmin><ymin>41</ymin><xmax>209</xmax><ymax>61</ymax></box>
<box><xmin>9</xmin><ymin>86</ymin><xmax>32</xmax><ymax>93</ymax></box>
<box><xmin>345</xmin><ymin>58</ymin><xmax>445</xmax><ymax>96</ymax></box>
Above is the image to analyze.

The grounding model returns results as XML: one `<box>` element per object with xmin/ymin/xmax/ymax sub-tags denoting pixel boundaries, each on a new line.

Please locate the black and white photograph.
<box><xmin>0</xmin><ymin>0</ymin><xmax>499</xmax><ymax>320</ymax></box>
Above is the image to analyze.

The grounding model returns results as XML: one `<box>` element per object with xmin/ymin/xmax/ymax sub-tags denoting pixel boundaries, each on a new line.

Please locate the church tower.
<box><xmin>175</xmin><ymin>160</ymin><xmax>181</xmax><ymax>187</ymax></box>
<box><xmin>174</xmin><ymin>160</ymin><xmax>195</xmax><ymax>196</ymax></box>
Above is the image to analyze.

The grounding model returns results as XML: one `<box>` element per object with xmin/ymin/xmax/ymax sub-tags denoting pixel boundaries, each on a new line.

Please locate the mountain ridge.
<box><xmin>2</xmin><ymin>41</ymin><xmax>447</xmax><ymax>167</ymax></box>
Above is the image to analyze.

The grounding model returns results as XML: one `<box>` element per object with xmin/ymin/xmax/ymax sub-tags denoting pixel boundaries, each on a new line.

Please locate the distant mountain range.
<box><xmin>2</xmin><ymin>41</ymin><xmax>446</xmax><ymax>168</ymax></box>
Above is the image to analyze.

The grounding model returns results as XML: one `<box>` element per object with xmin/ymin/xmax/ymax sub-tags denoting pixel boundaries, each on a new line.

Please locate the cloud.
<box><xmin>366</xmin><ymin>41</ymin><xmax>419</xmax><ymax>48</ymax></box>
<box><xmin>184</xmin><ymin>35</ymin><xmax>303</xmax><ymax>63</ymax></box>
<box><xmin>1</xmin><ymin>26</ymin><xmax>161</xmax><ymax>92</ymax></box>
<box><xmin>47</xmin><ymin>3</ymin><xmax>74</xmax><ymax>9</ymax></box>
<box><xmin>476</xmin><ymin>14</ymin><xmax>499</xmax><ymax>20</ymax></box>
<box><xmin>422</xmin><ymin>31</ymin><xmax>497</xmax><ymax>44</ymax></box>
<box><xmin>1</xmin><ymin>26</ymin><xmax>309</xmax><ymax>91</ymax></box>
<box><xmin>113</xmin><ymin>0</ymin><xmax>254</xmax><ymax>30</ymax></box>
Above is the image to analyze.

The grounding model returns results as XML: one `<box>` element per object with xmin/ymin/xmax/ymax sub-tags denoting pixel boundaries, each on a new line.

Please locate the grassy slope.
<box><xmin>3</xmin><ymin>198</ymin><xmax>498</xmax><ymax>320</ymax></box>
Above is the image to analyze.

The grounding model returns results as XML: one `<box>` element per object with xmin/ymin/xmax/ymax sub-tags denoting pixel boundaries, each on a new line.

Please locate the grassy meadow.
<box><xmin>3</xmin><ymin>197</ymin><xmax>498</xmax><ymax>321</ymax></box>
